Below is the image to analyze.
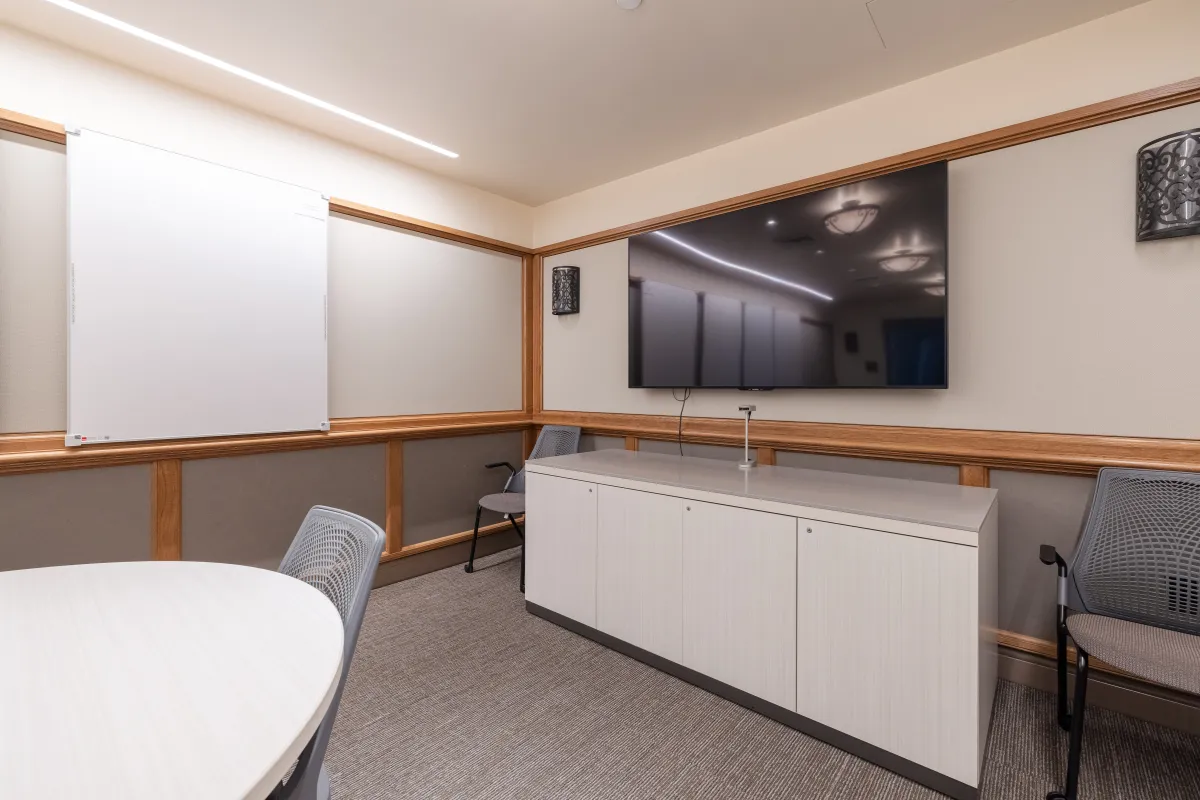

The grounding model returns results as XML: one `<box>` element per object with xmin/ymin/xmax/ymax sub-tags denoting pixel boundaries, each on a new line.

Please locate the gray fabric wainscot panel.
<box><xmin>776</xmin><ymin>451</ymin><xmax>959</xmax><ymax>484</ymax></box>
<box><xmin>182</xmin><ymin>445</ymin><xmax>385</xmax><ymax>570</ymax></box>
<box><xmin>402</xmin><ymin>432</ymin><xmax>525</xmax><ymax>546</ymax></box>
<box><xmin>991</xmin><ymin>469</ymin><xmax>1095</xmax><ymax>641</ymax></box>
<box><xmin>0</xmin><ymin>465</ymin><xmax>151</xmax><ymax>570</ymax></box>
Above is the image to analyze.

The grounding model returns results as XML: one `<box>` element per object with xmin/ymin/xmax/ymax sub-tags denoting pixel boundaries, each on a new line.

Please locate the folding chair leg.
<box><xmin>1055</xmin><ymin>618</ymin><xmax>1071</xmax><ymax>731</ymax></box>
<box><xmin>1047</xmin><ymin>650</ymin><xmax>1089</xmax><ymax>800</ymax></box>
<box><xmin>464</xmin><ymin>505</ymin><xmax>483</xmax><ymax>573</ymax></box>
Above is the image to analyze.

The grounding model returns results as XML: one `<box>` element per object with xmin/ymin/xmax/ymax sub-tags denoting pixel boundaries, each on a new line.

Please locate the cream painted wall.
<box><xmin>543</xmin><ymin>101</ymin><xmax>1200</xmax><ymax>439</ymax></box>
<box><xmin>328</xmin><ymin>217</ymin><xmax>522</xmax><ymax>417</ymax></box>
<box><xmin>533</xmin><ymin>0</ymin><xmax>1200</xmax><ymax>247</ymax></box>
<box><xmin>0</xmin><ymin>25</ymin><xmax>533</xmax><ymax>247</ymax></box>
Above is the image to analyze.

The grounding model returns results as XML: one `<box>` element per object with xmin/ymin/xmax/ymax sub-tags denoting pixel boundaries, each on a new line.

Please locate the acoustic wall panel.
<box><xmin>0</xmin><ymin>465</ymin><xmax>150</xmax><ymax>570</ymax></box>
<box><xmin>327</xmin><ymin>216</ymin><xmax>523</xmax><ymax>417</ymax></box>
<box><xmin>402</xmin><ymin>432</ymin><xmax>525</xmax><ymax>546</ymax></box>
<box><xmin>0</xmin><ymin>133</ymin><xmax>67</xmax><ymax>433</ymax></box>
<box><xmin>67</xmin><ymin>128</ymin><xmax>328</xmax><ymax>445</ymax></box>
<box><xmin>182</xmin><ymin>445</ymin><xmax>384</xmax><ymax>569</ymax></box>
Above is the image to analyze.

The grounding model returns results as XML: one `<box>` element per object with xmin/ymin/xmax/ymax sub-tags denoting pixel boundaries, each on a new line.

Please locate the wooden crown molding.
<box><xmin>330</xmin><ymin>198</ymin><xmax>532</xmax><ymax>256</ymax></box>
<box><xmin>535</xmin><ymin>76</ymin><xmax>1200</xmax><ymax>256</ymax></box>
<box><xmin>536</xmin><ymin>410</ymin><xmax>1200</xmax><ymax>477</ymax></box>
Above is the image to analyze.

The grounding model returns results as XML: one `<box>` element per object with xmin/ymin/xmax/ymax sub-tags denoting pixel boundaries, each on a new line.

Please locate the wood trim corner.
<box><xmin>385</xmin><ymin>441</ymin><xmax>404</xmax><ymax>554</ymax></box>
<box><xmin>534</xmin><ymin>76</ymin><xmax>1200</xmax><ymax>256</ymax></box>
<box><xmin>625</xmin><ymin>436</ymin><xmax>640</xmax><ymax>451</ymax></box>
<box><xmin>150</xmin><ymin>459</ymin><xmax>182</xmax><ymax>560</ymax></box>
<box><xmin>756</xmin><ymin>446</ymin><xmax>776</xmax><ymax>466</ymax></box>
<box><xmin>530</xmin><ymin>255</ymin><xmax>545</xmax><ymax>414</ymax></box>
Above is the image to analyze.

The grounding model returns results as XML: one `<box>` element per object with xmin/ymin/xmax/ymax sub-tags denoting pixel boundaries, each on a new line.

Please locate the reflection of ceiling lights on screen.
<box><xmin>925</xmin><ymin>286</ymin><xmax>946</xmax><ymax>296</ymax></box>
<box><xmin>879</xmin><ymin>249</ymin><xmax>931</xmax><ymax>272</ymax></box>
<box><xmin>651</xmin><ymin>231</ymin><xmax>833</xmax><ymax>301</ymax></box>
<box><xmin>823</xmin><ymin>200</ymin><xmax>880</xmax><ymax>234</ymax></box>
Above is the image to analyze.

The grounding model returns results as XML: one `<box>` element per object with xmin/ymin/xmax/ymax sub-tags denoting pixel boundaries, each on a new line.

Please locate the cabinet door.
<box><xmin>682</xmin><ymin>501</ymin><xmax>797</xmax><ymax>710</ymax></box>
<box><xmin>596</xmin><ymin>485</ymin><xmax>683</xmax><ymax>662</ymax></box>
<box><xmin>525</xmin><ymin>472</ymin><xmax>598</xmax><ymax>626</ymax></box>
<box><xmin>795</xmin><ymin>520</ymin><xmax>978</xmax><ymax>786</ymax></box>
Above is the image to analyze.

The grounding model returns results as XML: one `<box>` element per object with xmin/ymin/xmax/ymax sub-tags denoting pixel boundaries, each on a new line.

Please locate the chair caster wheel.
<box><xmin>1046</xmin><ymin>792</ymin><xmax>1067</xmax><ymax>800</ymax></box>
<box><xmin>464</xmin><ymin>564</ymin><xmax>474</xmax><ymax>574</ymax></box>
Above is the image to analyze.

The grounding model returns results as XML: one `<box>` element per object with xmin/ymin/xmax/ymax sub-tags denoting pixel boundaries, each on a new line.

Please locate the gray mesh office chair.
<box><xmin>1039</xmin><ymin>468</ymin><xmax>1200</xmax><ymax>800</ymax></box>
<box><xmin>270</xmin><ymin>506</ymin><xmax>386</xmax><ymax>800</ymax></box>
<box><xmin>465</xmin><ymin>425</ymin><xmax>581</xmax><ymax>590</ymax></box>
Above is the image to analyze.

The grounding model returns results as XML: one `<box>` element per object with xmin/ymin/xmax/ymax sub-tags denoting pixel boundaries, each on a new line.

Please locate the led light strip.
<box><xmin>41</xmin><ymin>0</ymin><xmax>459</xmax><ymax>158</ymax></box>
<box><xmin>652</xmin><ymin>231</ymin><xmax>834</xmax><ymax>301</ymax></box>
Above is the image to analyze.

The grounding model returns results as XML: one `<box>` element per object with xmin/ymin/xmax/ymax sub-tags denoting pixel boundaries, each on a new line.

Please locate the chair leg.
<box><xmin>464</xmin><ymin>505</ymin><xmax>483</xmax><ymax>573</ymax></box>
<box><xmin>1055</xmin><ymin>618</ymin><xmax>1071</xmax><ymax>731</ymax></box>
<box><xmin>1047</xmin><ymin>650</ymin><xmax>1089</xmax><ymax>800</ymax></box>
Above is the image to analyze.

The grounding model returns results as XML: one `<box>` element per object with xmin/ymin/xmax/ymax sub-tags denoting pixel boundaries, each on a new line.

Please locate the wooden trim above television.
<box><xmin>534</xmin><ymin>76</ymin><xmax>1200</xmax><ymax>256</ymax></box>
<box><xmin>535</xmin><ymin>410</ymin><xmax>1200</xmax><ymax>476</ymax></box>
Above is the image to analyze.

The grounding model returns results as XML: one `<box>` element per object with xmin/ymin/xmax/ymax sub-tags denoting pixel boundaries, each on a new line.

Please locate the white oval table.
<box><xmin>0</xmin><ymin>561</ymin><xmax>344</xmax><ymax>800</ymax></box>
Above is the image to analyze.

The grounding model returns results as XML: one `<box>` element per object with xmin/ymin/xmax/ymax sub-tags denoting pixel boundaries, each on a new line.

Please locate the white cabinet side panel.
<box><xmin>796</xmin><ymin>521</ymin><xmax>978</xmax><ymax>786</ymax></box>
<box><xmin>682</xmin><ymin>501</ymin><xmax>797</xmax><ymax>710</ymax></box>
<box><xmin>525</xmin><ymin>472</ymin><xmax>597</xmax><ymax>626</ymax></box>
<box><xmin>596</xmin><ymin>485</ymin><xmax>683</xmax><ymax>662</ymax></box>
<box><xmin>977</xmin><ymin>503</ymin><xmax>999</xmax><ymax>776</ymax></box>
<box><xmin>67</xmin><ymin>129</ymin><xmax>328</xmax><ymax>444</ymax></box>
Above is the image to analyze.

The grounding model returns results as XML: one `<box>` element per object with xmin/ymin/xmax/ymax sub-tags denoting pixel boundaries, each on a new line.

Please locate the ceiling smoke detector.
<box><xmin>617</xmin><ymin>0</ymin><xmax>643</xmax><ymax>9</ymax></box>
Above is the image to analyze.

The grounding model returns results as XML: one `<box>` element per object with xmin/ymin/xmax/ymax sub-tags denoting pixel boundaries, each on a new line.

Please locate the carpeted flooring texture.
<box><xmin>325</xmin><ymin>547</ymin><xmax>1200</xmax><ymax>799</ymax></box>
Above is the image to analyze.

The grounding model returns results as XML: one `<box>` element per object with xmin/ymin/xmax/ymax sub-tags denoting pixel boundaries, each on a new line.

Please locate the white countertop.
<box><xmin>0</xmin><ymin>561</ymin><xmax>344</xmax><ymax>800</ymax></box>
<box><xmin>527</xmin><ymin>449</ymin><xmax>997</xmax><ymax>534</ymax></box>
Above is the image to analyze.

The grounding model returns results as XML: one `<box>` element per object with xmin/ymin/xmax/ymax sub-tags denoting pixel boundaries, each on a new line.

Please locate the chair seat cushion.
<box><xmin>478</xmin><ymin>492</ymin><xmax>525</xmax><ymax>515</ymax></box>
<box><xmin>1067</xmin><ymin>613</ymin><xmax>1200</xmax><ymax>695</ymax></box>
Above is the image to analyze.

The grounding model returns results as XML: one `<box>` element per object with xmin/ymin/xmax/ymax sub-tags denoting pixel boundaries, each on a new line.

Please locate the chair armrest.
<box><xmin>485</xmin><ymin>461</ymin><xmax>517</xmax><ymax>476</ymax></box>
<box><xmin>1039</xmin><ymin>544</ymin><xmax>1068</xmax><ymax>575</ymax></box>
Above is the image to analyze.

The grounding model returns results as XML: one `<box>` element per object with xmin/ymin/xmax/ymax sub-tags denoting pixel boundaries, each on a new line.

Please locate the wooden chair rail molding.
<box><xmin>535</xmin><ymin>410</ymin><xmax>1200</xmax><ymax>476</ymax></box>
<box><xmin>0</xmin><ymin>411</ymin><xmax>530</xmax><ymax>476</ymax></box>
<box><xmin>534</xmin><ymin>76</ymin><xmax>1200</xmax><ymax>256</ymax></box>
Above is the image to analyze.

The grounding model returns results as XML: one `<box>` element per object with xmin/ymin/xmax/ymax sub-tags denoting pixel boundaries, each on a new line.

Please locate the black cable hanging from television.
<box><xmin>671</xmin><ymin>388</ymin><xmax>691</xmax><ymax>456</ymax></box>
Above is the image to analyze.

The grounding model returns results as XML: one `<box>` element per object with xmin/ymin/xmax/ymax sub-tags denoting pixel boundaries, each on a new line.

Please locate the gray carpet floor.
<box><xmin>325</xmin><ymin>547</ymin><xmax>1200</xmax><ymax>799</ymax></box>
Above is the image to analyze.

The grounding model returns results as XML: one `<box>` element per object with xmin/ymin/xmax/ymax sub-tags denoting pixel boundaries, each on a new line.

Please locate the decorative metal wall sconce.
<box><xmin>552</xmin><ymin>266</ymin><xmax>580</xmax><ymax>315</ymax></box>
<box><xmin>1137</xmin><ymin>129</ymin><xmax>1200</xmax><ymax>241</ymax></box>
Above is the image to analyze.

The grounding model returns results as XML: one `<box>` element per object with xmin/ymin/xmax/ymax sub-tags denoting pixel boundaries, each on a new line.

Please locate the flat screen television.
<box><xmin>628</xmin><ymin>161</ymin><xmax>948</xmax><ymax>389</ymax></box>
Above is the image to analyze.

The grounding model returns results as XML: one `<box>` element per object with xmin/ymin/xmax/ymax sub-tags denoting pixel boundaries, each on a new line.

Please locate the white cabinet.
<box><xmin>682</xmin><ymin>500</ymin><xmax>797</xmax><ymax>711</ymax></box>
<box><xmin>795</xmin><ymin>519</ymin><xmax>979</xmax><ymax>785</ymax></box>
<box><xmin>525</xmin><ymin>472</ymin><xmax>597</xmax><ymax>626</ymax></box>
<box><xmin>596</xmin><ymin>486</ymin><xmax>683</xmax><ymax>662</ymax></box>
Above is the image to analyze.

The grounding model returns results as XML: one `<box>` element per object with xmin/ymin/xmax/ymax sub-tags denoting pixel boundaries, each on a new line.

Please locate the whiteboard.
<box><xmin>66</xmin><ymin>129</ymin><xmax>328</xmax><ymax>445</ymax></box>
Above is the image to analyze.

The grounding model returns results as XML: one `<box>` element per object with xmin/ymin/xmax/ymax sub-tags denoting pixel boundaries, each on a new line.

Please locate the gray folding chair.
<box><xmin>1040</xmin><ymin>468</ymin><xmax>1200</xmax><ymax>800</ymax></box>
<box><xmin>270</xmin><ymin>506</ymin><xmax>386</xmax><ymax>800</ymax></box>
<box><xmin>465</xmin><ymin>425</ymin><xmax>581</xmax><ymax>590</ymax></box>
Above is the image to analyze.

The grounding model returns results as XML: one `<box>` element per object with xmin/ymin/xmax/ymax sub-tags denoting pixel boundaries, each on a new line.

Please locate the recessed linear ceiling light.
<box><xmin>823</xmin><ymin>200</ymin><xmax>879</xmax><ymax>235</ymax></box>
<box><xmin>879</xmin><ymin>249</ymin><xmax>930</xmax><ymax>272</ymax></box>
<box><xmin>40</xmin><ymin>0</ymin><xmax>459</xmax><ymax>159</ymax></box>
<box><xmin>651</xmin><ymin>231</ymin><xmax>833</xmax><ymax>302</ymax></box>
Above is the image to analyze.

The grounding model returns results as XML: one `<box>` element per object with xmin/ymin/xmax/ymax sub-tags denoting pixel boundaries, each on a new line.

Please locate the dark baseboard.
<box><xmin>526</xmin><ymin>601</ymin><xmax>978</xmax><ymax>800</ymax></box>
<box><xmin>998</xmin><ymin>646</ymin><xmax>1200</xmax><ymax>736</ymax></box>
<box><xmin>374</xmin><ymin>532</ymin><xmax>522</xmax><ymax>588</ymax></box>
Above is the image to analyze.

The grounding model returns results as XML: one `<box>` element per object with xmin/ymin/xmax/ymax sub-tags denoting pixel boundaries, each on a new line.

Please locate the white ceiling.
<box><xmin>0</xmin><ymin>0</ymin><xmax>1145</xmax><ymax>205</ymax></box>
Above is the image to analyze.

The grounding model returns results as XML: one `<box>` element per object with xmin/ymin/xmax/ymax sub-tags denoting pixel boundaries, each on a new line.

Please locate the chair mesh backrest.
<box><xmin>1070</xmin><ymin>468</ymin><xmax>1200</xmax><ymax>635</ymax></box>
<box><xmin>276</xmin><ymin>506</ymin><xmax>385</xmax><ymax>798</ymax></box>
<box><xmin>507</xmin><ymin>425</ymin><xmax>581</xmax><ymax>494</ymax></box>
<box><xmin>279</xmin><ymin>506</ymin><xmax>384</xmax><ymax>624</ymax></box>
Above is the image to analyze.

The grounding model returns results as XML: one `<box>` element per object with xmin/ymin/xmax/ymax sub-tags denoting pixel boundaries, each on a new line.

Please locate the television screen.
<box><xmin>628</xmin><ymin>161</ymin><xmax>948</xmax><ymax>389</ymax></box>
